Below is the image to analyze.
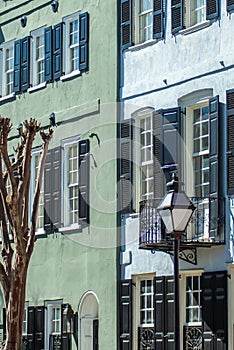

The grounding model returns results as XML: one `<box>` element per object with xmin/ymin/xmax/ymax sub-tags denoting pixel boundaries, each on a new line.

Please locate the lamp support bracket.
<box><xmin>167</xmin><ymin>247</ymin><xmax>197</xmax><ymax>265</ymax></box>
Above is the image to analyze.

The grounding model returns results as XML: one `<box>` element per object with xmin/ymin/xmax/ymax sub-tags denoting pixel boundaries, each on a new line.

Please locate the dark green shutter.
<box><xmin>21</xmin><ymin>36</ymin><xmax>30</xmax><ymax>92</ymax></box>
<box><xmin>227</xmin><ymin>0</ymin><xmax>234</xmax><ymax>12</ymax></box>
<box><xmin>13</xmin><ymin>40</ymin><xmax>21</xmax><ymax>93</ymax></box>
<box><xmin>206</xmin><ymin>0</ymin><xmax>219</xmax><ymax>20</ymax></box>
<box><xmin>153</xmin><ymin>0</ymin><xmax>164</xmax><ymax>40</ymax></box>
<box><xmin>201</xmin><ymin>271</ymin><xmax>227</xmax><ymax>349</ymax></box>
<box><xmin>120</xmin><ymin>120</ymin><xmax>133</xmax><ymax>214</ymax></box>
<box><xmin>120</xmin><ymin>280</ymin><xmax>132</xmax><ymax>350</ymax></box>
<box><xmin>227</xmin><ymin>89</ymin><xmax>234</xmax><ymax>195</ymax></box>
<box><xmin>53</xmin><ymin>23</ymin><xmax>63</xmax><ymax>80</ymax></box>
<box><xmin>154</xmin><ymin>276</ymin><xmax>175</xmax><ymax>349</ymax></box>
<box><xmin>79</xmin><ymin>13</ymin><xmax>89</xmax><ymax>71</ymax></box>
<box><xmin>153</xmin><ymin>111</ymin><xmax>165</xmax><ymax>199</ymax></box>
<box><xmin>44</xmin><ymin>26</ymin><xmax>53</xmax><ymax>82</ymax></box>
<box><xmin>209</xmin><ymin>96</ymin><xmax>220</xmax><ymax>237</ymax></box>
<box><xmin>121</xmin><ymin>0</ymin><xmax>132</xmax><ymax>49</ymax></box>
<box><xmin>78</xmin><ymin>139</ymin><xmax>90</xmax><ymax>224</ymax></box>
<box><xmin>27</xmin><ymin>306</ymin><xmax>35</xmax><ymax>350</ymax></box>
<box><xmin>171</xmin><ymin>0</ymin><xmax>184</xmax><ymax>34</ymax></box>
<box><xmin>34</xmin><ymin>306</ymin><xmax>45</xmax><ymax>350</ymax></box>
<box><xmin>44</xmin><ymin>147</ymin><xmax>61</xmax><ymax>233</ymax></box>
<box><xmin>93</xmin><ymin>319</ymin><xmax>99</xmax><ymax>350</ymax></box>
<box><xmin>61</xmin><ymin>304</ymin><xmax>72</xmax><ymax>350</ymax></box>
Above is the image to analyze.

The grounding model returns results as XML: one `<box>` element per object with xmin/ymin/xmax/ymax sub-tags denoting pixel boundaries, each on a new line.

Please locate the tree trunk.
<box><xmin>4</xmin><ymin>254</ymin><xmax>28</xmax><ymax>350</ymax></box>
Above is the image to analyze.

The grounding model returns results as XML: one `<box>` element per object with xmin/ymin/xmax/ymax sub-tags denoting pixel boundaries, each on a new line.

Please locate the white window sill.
<box><xmin>185</xmin><ymin>322</ymin><xmax>202</xmax><ymax>327</ymax></box>
<box><xmin>180</xmin><ymin>20</ymin><xmax>210</xmax><ymax>35</ymax></box>
<box><xmin>59</xmin><ymin>224</ymin><xmax>81</xmax><ymax>234</ymax></box>
<box><xmin>128</xmin><ymin>39</ymin><xmax>157</xmax><ymax>51</ymax></box>
<box><xmin>129</xmin><ymin>212</ymin><xmax>139</xmax><ymax>218</ymax></box>
<box><xmin>60</xmin><ymin>70</ymin><xmax>81</xmax><ymax>81</ymax></box>
<box><xmin>0</xmin><ymin>93</ymin><xmax>15</xmax><ymax>102</ymax></box>
<box><xmin>28</xmin><ymin>82</ymin><xmax>46</xmax><ymax>93</ymax></box>
<box><xmin>35</xmin><ymin>229</ymin><xmax>46</xmax><ymax>236</ymax></box>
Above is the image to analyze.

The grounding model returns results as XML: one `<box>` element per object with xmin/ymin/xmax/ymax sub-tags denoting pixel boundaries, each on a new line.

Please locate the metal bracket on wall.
<box><xmin>167</xmin><ymin>247</ymin><xmax>197</xmax><ymax>265</ymax></box>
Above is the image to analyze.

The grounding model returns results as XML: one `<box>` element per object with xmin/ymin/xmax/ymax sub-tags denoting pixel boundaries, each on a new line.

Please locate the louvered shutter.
<box><xmin>227</xmin><ymin>89</ymin><xmax>234</xmax><ymax>195</ymax></box>
<box><xmin>201</xmin><ymin>271</ymin><xmax>227</xmax><ymax>349</ymax></box>
<box><xmin>209</xmin><ymin>96</ymin><xmax>220</xmax><ymax>238</ymax></box>
<box><xmin>171</xmin><ymin>0</ymin><xmax>183</xmax><ymax>34</ymax></box>
<box><xmin>121</xmin><ymin>0</ymin><xmax>132</xmax><ymax>49</ymax></box>
<box><xmin>13</xmin><ymin>40</ymin><xmax>21</xmax><ymax>93</ymax></box>
<box><xmin>79</xmin><ymin>13</ymin><xmax>89</xmax><ymax>71</ymax></box>
<box><xmin>3</xmin><ymin>308</ymin><xmax>6</xmax><ymax>341</ymax></box>
<box><xmin>44</xmin><ymin>147</ymin><xmax>61</xmax><ymax>233</ymax></box>
<box><xmin>0</xmin><ymin>49</ymin><xmax>3</xmax><ymax>97</ymax></box>
<box><xmin>21</xmin><ymin>36</ymin><xmax>30</xmax><ymax>92</ymax></box>
<box><xmin>153</xmin><ymin>0</ymin><xmax>164</xmax><ymax>40</ymax></box>
<box><xmin>164</xmin><ymin>276</ymin><xmax>175</xmax><ymax>349</ymax></box>
<box><xmin>53</xmin><ymin>23</ymin><xmax>63</xmax><ymax>80</ymax></box>
<box><xmin>34</xmin><ymin>306</ymin><xmax>45</xmax><ymax>350</ymax></box>
<box><xmin>61</xmin><ymin>304</ymin><xmax>71</xmax><ymax>350</ymax></box>
<box><xmin>120</xmin><ymin>120</ymin><xmax>133</xmax><ymax>214</ymax></box>
<box><xmin>206</xmin><ymin>0</ymin><xmax>219</xmax><ymax>20</ymax></box>
<box><xmin>44</xmin><ymin>26</ymin><xmax>53</xmax><ymax>82</ymax></box>
<box><xmin>227</xmin><ymin>0</ymin><xmax>234</xmax><ymax>12</ymax></box>
<box><xmin>153</xmin><ymin>111</ymin><xmax>164</xmax><ymax>199</ymax></box>
<box><xmin>27</xmin><ymin>306</ymin><xmax>35</xmax><ymax>350</ymax></box>
<box><xmin>78</xmin><ymin>139</ymin><xmax>90</xmax><ymax>224</ymax></box>
<box><xmin>120</xmin><ymin>280</ymin><xmax>132</xmax><ymax>350</ymax></box>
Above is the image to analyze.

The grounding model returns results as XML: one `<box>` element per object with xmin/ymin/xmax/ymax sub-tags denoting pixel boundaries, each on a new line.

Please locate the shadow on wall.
<box><xmin>0</xmin><ymin>28</ymin><xmax>4</xmax><ymax>44</ymax></box>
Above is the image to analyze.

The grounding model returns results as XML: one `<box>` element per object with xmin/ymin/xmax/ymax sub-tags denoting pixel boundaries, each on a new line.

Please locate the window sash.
<box><xmin>0</xmin><ymin>42</ymin><xmax>14</xmax><ymax>97</ymax></box>
<box><xmin>139</xmin><ymin>279</ymin><xmax>154</xmax><ymax>326</ymax></box>
<box><xmin>64</xmin><ymin>14</ymin><xmax>80</xmax><ymax>74</ymax></box>
<box><xmin>187</xmin><ymin>0</ymin><xmax>206</xmax><ymax>27</ymax></box>
<box><xmin>31</xmin><ymin>29</ymin><xmax>45</xmax><ymax>86</ymax></box>
<box><xmin>185</xmin><ymin>275</ymin><xmax>202</xmax><ymax>324</ymax></box>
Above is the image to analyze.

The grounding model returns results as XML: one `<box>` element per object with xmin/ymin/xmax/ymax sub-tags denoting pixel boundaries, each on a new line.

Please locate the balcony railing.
<box><xmin>139</xmin><ymin>197</ymin><xmax>225</xmax><ymax>250</ymax></box>
<box><xmin>138</xmin><ymin>327</ymin><xmax>155</xmax><ymax>350</ymax></box>
<box><xmin>184</xmin><ymin>326</ymin><xmax>202</xmax><ymax>350</ymax></box>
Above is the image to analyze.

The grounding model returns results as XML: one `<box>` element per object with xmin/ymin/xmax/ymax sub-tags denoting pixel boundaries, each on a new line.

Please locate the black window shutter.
<box><xmin>78</xmin><ymin>139</ymin><xmax>90</xmax><ymax>224</ymax></box>
<box><xmin>201</xmin><ymin>271</ymin><xmax>227</xmax><ymax>349</ymax></box>
<box><xmin>44</xmin><ymin>147</ymin><xmax>61</xmax><ymax>233</ymax></box>
<box><xmin>44</xmin><ymin>26</ymin><xmax>53</xmax><ymax>82</ymax></box>
<box><xmin>61</xmin><ymin>304</ymin><xmax>71</xmax><ymax>350</ymax></box>
<box><xmin>79</xmin><ymin>13</ymin><xmax>89</xmax><ymax>72</ymax></box>
<box><xmin>227</xmin><ymin>0</ymin><xmax>234</xmax><ymax>12</ymax></box>
<box><xmin>13</xmin><ymin>40</ymin><xmax>21</xmax><ymax>93</ymax></box>
<box><xmin>3</xmin><ymin>308</ymin><xmax>6</xmax><ymax>341</ymax></box>
<box><xmin>27</xmin><ymin>306</ymin><xmax>35</xmax><ymax>349</ymax></box>
<box><xmin>171</xmin><ymin>0</ymin><xmax>183</xmax><ymax>34</ymax></box>
<box><xmin>153</xmin><ymin>0</ymin><xmax>164</xmax><ymax>40</ymax></box>
<box><xmin>21</xmin><ymin>36</ymin><xmax>30</xmax><ymax>92</ymax></box>
<box><xmin>120</xmin><ymin>120</ymin><xmax>133</xmax><ymax>214</ymax></box>
<box><xmin>121</xmin><ymin>0</ymin><xmax>132</xmax><ymax>49</ymax></box>
<box><xmin>53</xmin><ymin>23</ymin><xmax>63</xmax><ymax>80</ymax></box>
<box><xmin>209</xmin><ymin>96</ymin><xmax>221</xmax><ymax>237</ymax></box>
<box><xmin>119</xmin><ymin>279</ymin><xmax>132</xmax><ymax>350</ymax></box>
<box><xmin>227</xmin><ymin>89</ymin><xmax>234</xmax><ymax>195</ymax></box>
<box><xmin>206</xmin><ymin>0</ymin><xmax>219</xmax><ymax>20</ymax></box>
<box><xmin>154</xmin><ymin>276</ymin><xmax>175</xmax><ymax>349</ymax></box>
<box><xmin>34</xmin><ymin>306</ymin><xmax>45</xmax><ymax>350</ymax></box>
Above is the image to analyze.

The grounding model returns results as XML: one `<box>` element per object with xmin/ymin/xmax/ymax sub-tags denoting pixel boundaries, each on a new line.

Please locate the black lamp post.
<box><xmin>157</xmin><ymin>174</ymin><xmax>196</xmax><ymax>350</ymax></box>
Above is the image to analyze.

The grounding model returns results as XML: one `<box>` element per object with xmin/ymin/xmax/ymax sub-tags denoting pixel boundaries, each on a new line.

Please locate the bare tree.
<box><xmin>0</xmin><ymin>117</ymin><xmax>53</xmax><ymax>350</ymax></box>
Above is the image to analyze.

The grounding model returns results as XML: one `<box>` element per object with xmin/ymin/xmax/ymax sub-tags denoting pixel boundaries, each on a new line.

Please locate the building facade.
<box><xmin>119</xmin><ymin>0</ymin><xmax>234</xmax><ymax>349</ymax></box>
<box><xmin>0</xmin><ymin>0</ymin><xmax>118</xmax><ymax>349</ymax></box>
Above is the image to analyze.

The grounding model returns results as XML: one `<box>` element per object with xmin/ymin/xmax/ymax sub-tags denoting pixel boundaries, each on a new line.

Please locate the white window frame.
<box><xmin>44</xmin><ymin>300</ymin><xmax>62</xmax><ymax>350</ymax></box>
<box><xmin>30</xmin><ymin>149</ymin><xmax>45</xmax><ymax>235</ymax></box>
<box><xmin>185</xmin><ymin>0</ymin><xmax>207</xmax><ymax>28</ymax></box>
<box><xmin>62</xmin><ymin>12</ymin><xmax>80</xmax><ymax>79</ymax></box>
<box><xmin>134</xmin><ymin>0</ymin><xmax>154</xmax><ymax>44</ymax></box>
<box><xmin>0</xmin><ymin>40</ymin><xmax>14</xmax><ymax>99</ymax></box>
<box><xmin>185</xmin><ymin>274</ymin><xmax>202</xmax><ymax>326</ymax></box>
<box><xmin>61</xmin><ymin>136</ymin><xmax>80</xmax><ymax>230</ymax></box>
<box><xmin>22</xmin><ymin>302</ymin><xmax>29</xmax><ymax>336</ymax></box>
<box><xmin>30</xmin><ymin>27</ymin><xmax>46</xmax><ymax>90</ymax></box>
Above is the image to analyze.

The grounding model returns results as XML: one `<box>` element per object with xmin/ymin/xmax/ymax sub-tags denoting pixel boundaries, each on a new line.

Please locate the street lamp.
<box><xmin>157</xmin><ymin>173</ymin><xmax>196</xmax><ymax>350</ymax></box>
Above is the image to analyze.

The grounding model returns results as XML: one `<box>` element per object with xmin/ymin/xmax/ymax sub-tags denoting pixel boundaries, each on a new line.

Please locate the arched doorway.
<box><xmin>79</xmin><ymin>292</ymin><xmax>99</xmax><ymax>350</ymax></box>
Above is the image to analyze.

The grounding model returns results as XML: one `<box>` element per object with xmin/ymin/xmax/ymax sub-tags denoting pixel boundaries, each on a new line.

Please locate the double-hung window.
<box><xmin>186</xmin><ymin>275</ymin><xmax>202</xmax><ymax>324</ymax></box>
<box><xmin>45</xmin><ymin>300</ymin><xmax>62</xmax><ymax>350</ymax></box>
<box><xmin>186</xmin><ymin>0</ymin><xmax>206</xmax><ymax>27</ymax></box>
<box><xmin>0</xmin><ymin>41</ymin><xmax>14</xmax><ymax>98</ymax></box>
<box><xmin>138</xmin><ymin>0</ymin><xmax>153</xmax><ymax>43</ymax></box>
<box><xmin>140</xmin><ymin>115</ymin><xmax>154</xmax><ymax>201</ymax></box>
<box><xmin>63</xmin><ymin>137</ymin><xmax>80</xmax><ymax>228</ymax></box>
<box><xmin>30</xmin><ymin>150</ymin><xmax>44</xmax><ymax>234</ymax></box>
<box><xmin>31</xmin><ymin>28</ymin><xmax>45</xmax><ymax>87</ymax></box>
<box><xmin>63</xmin><ymin>13</ymin><xmax>80</xmax><ymax>76</ymax></box>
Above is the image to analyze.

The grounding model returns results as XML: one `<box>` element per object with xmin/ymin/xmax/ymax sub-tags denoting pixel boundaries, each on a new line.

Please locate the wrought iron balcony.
<box><xmin>139</xmin><ymin>197</ymin><xmax>225</xmax><ymax>251</ymax></box>
<box><xmin>138</xmin><ymin>327</ymin><xmax>155</xmax><ymax>350</ymax></box>
<box><xmin>184</xmin><ymin>326</ymin><xmax>202</xmax><ymax>350</ymax></box>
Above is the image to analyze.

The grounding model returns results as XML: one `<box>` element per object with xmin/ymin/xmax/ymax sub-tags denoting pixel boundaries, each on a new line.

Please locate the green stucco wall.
<box><xmin>0</xmin><ymin>0</ymin><xmax>118</xmax><ymax>348</ymax></box>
